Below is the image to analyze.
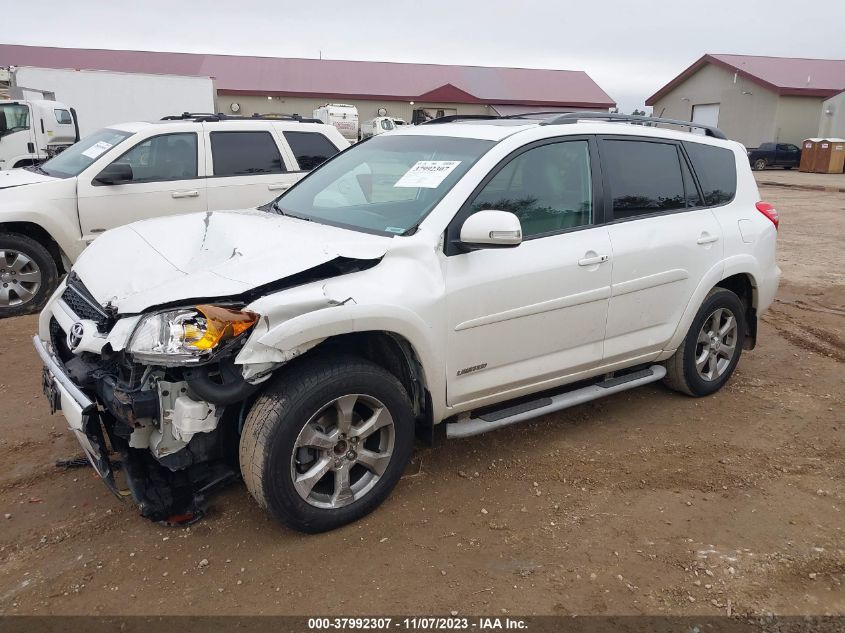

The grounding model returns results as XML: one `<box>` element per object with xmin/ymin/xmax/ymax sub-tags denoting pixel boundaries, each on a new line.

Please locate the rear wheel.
<box><xmin>239</xmin><ymin>356</ymin><xmax>415</xmax><ymax>533</ymax></box>
<box><xmin>663</xmin><ymin>288</ymin><xmax>745</xmax><ymax>397</ymax></box>
<box><xmin>753</xmin><ymin>158</ymin><xmax>767</xmax><ymax>171</ymax></box>
<box><xmin>0</xmin><ymin>233</ymin><xmax>59</xmax><ymax>318</ymax></box>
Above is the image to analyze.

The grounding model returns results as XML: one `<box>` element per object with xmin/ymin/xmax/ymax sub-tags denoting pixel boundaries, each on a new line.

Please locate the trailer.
<box><xmin>0</xmin><ymin>66</ymin><xmax>215</xmax><ymax>169</ymax></box>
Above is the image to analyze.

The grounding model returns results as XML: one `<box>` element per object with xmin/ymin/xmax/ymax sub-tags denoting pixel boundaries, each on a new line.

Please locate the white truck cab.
<box><xmin>313</xmin><ymin>103</ymin><xmax>359</xmax><ymax>144</ymax></box>
<box><xmin>0</xmin><ymin>113</ymin><xmax>348</xmax><ymax>316</ymax></box>
<box><xmin>0</xmin><ymin>99</ymin><xmax>78</xmax><ymax>170</ymax></box>
<box><xmin>33</xmin><ymin>112</ymin><xmax>780</xmax><ymax>533</ymax></box>
<box><xmin>359</xmin><ymin>116</ymin><xmax>396</xmax><ymax>140</ymax></box>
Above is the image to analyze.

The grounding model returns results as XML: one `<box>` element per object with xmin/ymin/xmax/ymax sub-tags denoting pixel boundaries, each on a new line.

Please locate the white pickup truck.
<box><xmin>0</xmin><ymin>114</ymin><xmax>348</xmax><ymax>316</ymax></box>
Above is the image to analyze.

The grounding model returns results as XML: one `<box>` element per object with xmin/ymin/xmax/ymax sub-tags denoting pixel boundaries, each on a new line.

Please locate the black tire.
<box><xmin>663</xmin><ymin>288</ymin><xmax>746</xmax><ymax>397</ymax></box>
<box><xmin>753</xmin><ymin>158</ymin><xmax>767</xmax><ymax>171</ymax></box>
<box><xmin>239</xmin><ymin>355</ymin><xmax>415</xmax><ymax>533</ymax></box>
<box><xmin>0</xmin><ymin>233</ymin><xmax>59</xmax><ymax>318</ymax></box>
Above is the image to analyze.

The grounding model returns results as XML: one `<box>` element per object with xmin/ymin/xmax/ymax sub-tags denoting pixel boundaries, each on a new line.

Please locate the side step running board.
<box><xmin>446</xmin><ymin>365</ymin><xmax>666</xmax><ymax>439</ymax></box>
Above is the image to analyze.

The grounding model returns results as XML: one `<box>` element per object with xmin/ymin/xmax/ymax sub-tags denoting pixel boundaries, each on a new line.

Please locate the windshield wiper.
<box><xmin>25</xmin><ymin>164</ymin><xmax>49</xmax><ymax>176</ymax></box>
<box><xmin>270</xmin><ymin>200</ymin><xmax>312</xmax><ymax>221</ymax></box>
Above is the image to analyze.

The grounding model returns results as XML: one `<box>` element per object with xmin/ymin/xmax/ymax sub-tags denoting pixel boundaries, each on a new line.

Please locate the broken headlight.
<box><xmin>128</xmin><ymin>304</ymin><xmax>259</xmax><ymax>365</ymax></box>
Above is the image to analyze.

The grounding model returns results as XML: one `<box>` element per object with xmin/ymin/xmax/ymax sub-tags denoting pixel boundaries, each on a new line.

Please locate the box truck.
<box><xmin>0</xmin><ymin>66</ymin><xmax>215</xmax><ymax>169</ymax></box>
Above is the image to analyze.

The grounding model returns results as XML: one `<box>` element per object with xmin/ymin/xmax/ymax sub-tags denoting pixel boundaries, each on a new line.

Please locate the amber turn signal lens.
<box><xmin>189</xmin><ymin>305</ymin><xmax>259</xmax><ymax>351</ymax></box>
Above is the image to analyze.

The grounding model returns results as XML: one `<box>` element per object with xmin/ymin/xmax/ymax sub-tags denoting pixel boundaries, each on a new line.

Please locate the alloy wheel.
<box><xmin>291</xmin><ymin>394</ymin><xmax>396</xmax><ymax>509</ymax></box>
<box><xmin>0</xmin><ymin>249</ymin><xmax>42</xmax><ymax>307</ymax></box>
<box><xmin>695</xmin><ymin>307</ymin><xmax>739</xmax><ymax>381</ymax></box>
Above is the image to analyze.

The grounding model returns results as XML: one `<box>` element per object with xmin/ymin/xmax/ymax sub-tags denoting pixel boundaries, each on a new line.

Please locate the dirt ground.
<box><xmin>0</xmin><ymin>179</ymin><xmax>842</xmax><ymax>617</ymax></box>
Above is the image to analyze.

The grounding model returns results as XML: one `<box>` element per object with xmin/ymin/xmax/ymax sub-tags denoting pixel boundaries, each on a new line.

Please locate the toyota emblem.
<box><xmin>68</xmin><ymin>322</ymin><xmax>85</xmax><ymax>352</ymax></box>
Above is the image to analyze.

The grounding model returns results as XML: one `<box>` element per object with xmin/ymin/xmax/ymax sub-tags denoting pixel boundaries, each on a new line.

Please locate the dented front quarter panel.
<box><xmin>238</xmin><ymin>228</ymin><xmax>450</xmax><ymax>421</ymax></box>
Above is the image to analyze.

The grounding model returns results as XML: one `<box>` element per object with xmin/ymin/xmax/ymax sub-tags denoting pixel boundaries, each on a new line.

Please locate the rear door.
<box><xmin>76</xmin><ymin>126</ymin><xmax>207</xmax><ymax>240</ymax></box>
<box><xmin>203</xmin><ymin>124</ymin><xmax>299</xmax><ymax>210</ymax></box>
<box><xmin>599</xmin><ymin>136</ymin><xmax>723</xmax><ymax>363</ymax></box>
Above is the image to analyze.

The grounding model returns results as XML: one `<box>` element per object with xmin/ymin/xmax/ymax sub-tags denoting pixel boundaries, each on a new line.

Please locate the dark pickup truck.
<box><xmin>747</xmin><ymin>142</ymin><xmax>802</xmax><ymax>170</ymax></box>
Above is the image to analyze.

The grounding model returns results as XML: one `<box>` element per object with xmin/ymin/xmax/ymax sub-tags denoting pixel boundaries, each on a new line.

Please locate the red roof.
<box><xmin>0</xmin><ymin>44</ymin><xmax>615</xmax><ymax>109</ymax></box>
<box><xmin>646</xmin><ymin>53</ymin><xmax>845</xmax><ymax>105</ymax></box>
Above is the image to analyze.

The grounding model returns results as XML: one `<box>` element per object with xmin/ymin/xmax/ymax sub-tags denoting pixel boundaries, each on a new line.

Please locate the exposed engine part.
<box><xmin>171</xmin><ymin>396</ymin><xmax>218</xmax><ymax>443</ymax></box>
<box><xmin>183</xmin><ymin>358</ymin><xmax>260</xmax><ymax>405</ymax></box>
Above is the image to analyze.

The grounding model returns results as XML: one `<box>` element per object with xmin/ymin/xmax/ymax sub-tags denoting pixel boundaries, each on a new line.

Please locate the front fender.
<box><xmin>237</xmin><ymin>298</ymin><xmax>446</xmax><ymax>421</ymax></box>
<box><xmin>0</xmin><ymin>181</ymin><xmax>83</xmax><ymax>261</ymax></box>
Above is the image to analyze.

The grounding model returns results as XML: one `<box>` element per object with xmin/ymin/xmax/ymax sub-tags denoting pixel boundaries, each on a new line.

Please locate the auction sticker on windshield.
<box><xmin>394</xmin><ymin>161</ymin><xmax>461</xmax><ymax>188</ymax></box>
<box><xmin>81</xmin><ymin>141</ymin><xmax>114</xmax><ymax>159</ymax></box>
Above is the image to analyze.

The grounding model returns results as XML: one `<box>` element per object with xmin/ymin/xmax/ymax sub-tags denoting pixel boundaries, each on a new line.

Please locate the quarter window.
<box><xmin>602</xmin><ymin>140</ymin><xmax>690</xmax><ymax>219</ymax></box>
<box><xmin>109</xmin><ymin>133</ymin><xmax>198</xmax><ymax>183</ymax></box>
<box><xmin>210</xmin><ymin>131</ymin><xmax>284</xmax><ymax>176</ymax></box>
<box><xmin>283</xmin><ymin>131</ymin><xmax>340</xmax><ymax>171</ymax></box>
<box><xmin>54</xmin><ymin>109</ymin><xmax>73</xmax><ymax>125</ymax></box>
<box><xmin>469</xmin><ymin>141</ymin><xmax>592</xmax><ymax>238</ymax></box>
<box><xmin>683</xmin><ymin>142</ymin><xmax>737</xmax><ymax>206</ymax></box>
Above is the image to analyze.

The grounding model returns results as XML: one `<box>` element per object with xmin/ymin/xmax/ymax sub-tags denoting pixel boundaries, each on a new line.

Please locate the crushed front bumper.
<box><xmin>32</xmin><ymin>334</ymin><xmax>121</xmax><ymax>498</ymax></box>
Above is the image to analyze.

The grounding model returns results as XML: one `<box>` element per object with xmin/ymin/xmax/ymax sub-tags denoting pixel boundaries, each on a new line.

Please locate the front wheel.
<box><xmin>0</xmin><ymin>233</ymin><xmax>59</xmax><ymax>318</ymax></box>
<box><xmin>663</xmin><ymin>288</ymin><xmax>746</xmax><ymax>397</ymax></box>
<box><xmin>239</xmin><ymin>356</ymin><xmax>415</xmax><ymax>533</ymax></box>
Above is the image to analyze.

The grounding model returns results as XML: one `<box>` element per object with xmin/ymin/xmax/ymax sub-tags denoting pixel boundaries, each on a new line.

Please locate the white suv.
<box><xmin>0</xmin><ymin>113</ymin><xmax>349</xmax><ymax>317</ymax></box>
<box><xmin>33</xmin><ymin>113</ymin><xmax>780</xmax><ymax>533</ymax></box>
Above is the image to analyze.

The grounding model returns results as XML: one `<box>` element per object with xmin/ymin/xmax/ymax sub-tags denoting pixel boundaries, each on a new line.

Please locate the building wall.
<box><xmin>819</xmin><ymin>92</ymin><xmax>845</xmax><ymax>138</ymax></box>
<box><xmin>215</xmin><ymin>94</ymin><xmax>491</xmax><ymax>125</ymax></box>
<box><xmin>651</xmin><ymin>63</ymin><xmax>786</xmax><ymax>147</ymax></box>
<box><xmin>773</xmin><ymin>96</ymin><xmax>825</xmax><ymax>145</ymax></box>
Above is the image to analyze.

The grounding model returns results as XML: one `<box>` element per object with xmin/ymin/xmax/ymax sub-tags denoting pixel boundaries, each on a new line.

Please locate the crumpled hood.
<box><xmin>73</xmin><ymin>209</ymin><xmax>392</xmax><ymax>314</ymax></box>
<box><xmin>0</xmin><ymin>168</ymin><xmax>59</xmax><ymax>189</ymax></box>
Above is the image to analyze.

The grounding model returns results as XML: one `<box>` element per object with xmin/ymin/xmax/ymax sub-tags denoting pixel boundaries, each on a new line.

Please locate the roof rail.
<box><xmin>540</xmin><ymin>111</ymin><xmax>728</xmax><ymax>139</ymax></box>
<box><xmin>160</xmin><ymin>112</ymin><xmax>324</xmax><ymax>124</ymax></box>
<box><xmin>421</xmin><ymin>114</ymin><xmax>502</xmax><ymax>125</ymax></box>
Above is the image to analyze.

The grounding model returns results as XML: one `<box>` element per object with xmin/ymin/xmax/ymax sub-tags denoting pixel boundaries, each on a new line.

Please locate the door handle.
<box><xmin>697</xmin><ymin>233</ymin><xmax>719</xmax><ymax>245</ymax></box>
<box><xmin>171</xmin><ymin>190</ymin><xmax>199</xmax><ymax>198</ymax></box>
<box><xmin>578</xmin><ymin>254</ymin><xmax>609</xmax><ymax>267</ymax></box>
<box><xmin>268</xmin><ymin>183</ymin><xmax>291</xmax><ymax>191</ymax></box>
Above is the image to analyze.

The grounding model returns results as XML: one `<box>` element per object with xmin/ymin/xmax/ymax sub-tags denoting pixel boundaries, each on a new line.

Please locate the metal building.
<box><xmin>0</xmin><ymin>44</ymin><xmax>615</xmax><ymax>124</ymax></box>
<box><xmin>646</xmin><ymin>54</ymin><xmax>845</xmax><ymax>147</ymax></box>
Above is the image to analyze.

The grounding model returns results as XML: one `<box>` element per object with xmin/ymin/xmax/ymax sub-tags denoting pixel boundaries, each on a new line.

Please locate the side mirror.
<box><xmin>94</xmin><ymin>162</ymin><xmax>133</xmax><ymax>185</ymax></box>
<box><xmin>459</xmin><ymin>210</ymin><xmax>522</xmax><ymax>249</ymax></box>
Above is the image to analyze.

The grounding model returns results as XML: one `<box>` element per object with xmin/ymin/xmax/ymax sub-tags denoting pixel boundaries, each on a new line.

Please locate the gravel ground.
<box><xmin>0</xmin><ymin>182</ymin><xmax>842</xmax><ymax>616</ymax></box>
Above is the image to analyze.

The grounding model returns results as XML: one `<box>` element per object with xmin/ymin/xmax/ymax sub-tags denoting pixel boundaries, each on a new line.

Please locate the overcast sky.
<box><xmin>5</xmin><ymin>0</ymin><xmax>845</xmax><ymax>112</ymax></box>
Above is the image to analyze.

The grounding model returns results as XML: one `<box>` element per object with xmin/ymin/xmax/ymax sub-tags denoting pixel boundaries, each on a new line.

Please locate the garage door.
<box><xmin>691</xmin><ymin>103</ymin><xmax>720</xmax><ymax>135</ymax></box>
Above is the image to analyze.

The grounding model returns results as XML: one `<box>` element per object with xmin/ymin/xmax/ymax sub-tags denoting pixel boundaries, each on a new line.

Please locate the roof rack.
<box><xmin>160</xmin><ymin>112</ymin><xmax>323</xmax><ymax>124</ymax></box>
<box><xmin>420</xmin><ymin>114</ymin><xmax>502</xmax><ymax>125</ymax></box>
<box><xmin>539</xmin><ymin>111</ymin><xmax>728</xmax><ymax>139</ymax></box>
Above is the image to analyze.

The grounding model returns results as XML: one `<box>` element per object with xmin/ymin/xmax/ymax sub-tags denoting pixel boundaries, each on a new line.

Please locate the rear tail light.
<box><xmin>756</xmin><ymin>202</ymin><xmax>779</xmax><ymax>230</ymax></box>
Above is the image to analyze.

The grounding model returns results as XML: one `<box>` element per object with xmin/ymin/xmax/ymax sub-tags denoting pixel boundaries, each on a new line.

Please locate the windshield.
<box><xmin>0</xmin><ymin>103</ymin><xmax>30</xmax><ymax>137</ymax></box>
<box><xmin>39</xmin><ymin>128</ymin><xmax>134</xmax><ymax>178</ymax></box>
<box><xmin>274</xmin><ymin>135</ymin><xmax>494</xmax><ymax>235</ymax></box>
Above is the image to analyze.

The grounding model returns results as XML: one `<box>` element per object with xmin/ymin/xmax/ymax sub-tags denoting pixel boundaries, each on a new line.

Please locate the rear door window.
<box><xmin>210</xmin><ymin>131</ymin><xmax>285</xmax><ymax>176</ymax></box>
<box><xmin>601</xmin><ymin>139</ymin><xmax>691</xmax><ymax>219</ymax></box>
<box><xmin>683</xmin><ymin>142</ymin><xmax>737</xmax><ymax>206</ymax></box>
<box><xmin>283</xmin><ymin>131</ymin><xmax>341</xmax><ymax>171</ymax></box>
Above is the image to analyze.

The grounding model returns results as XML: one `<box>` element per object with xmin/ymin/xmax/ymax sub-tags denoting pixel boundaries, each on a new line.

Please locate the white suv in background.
<box><xmin>34</xmin><ymin>113</ymin><xmax>780</xmax><ymax>533</ymax></box>
<box><xmin>0</xmin><ymin>114</ymin><xmax>349</xmax><ymax>316</ymax></box>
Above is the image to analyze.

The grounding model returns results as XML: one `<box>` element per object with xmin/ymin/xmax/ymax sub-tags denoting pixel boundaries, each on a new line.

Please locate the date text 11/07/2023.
<box><xmin>306</xmin><ymin>617</ymin><xmax>528</xmax><ymax>630</ymax></box>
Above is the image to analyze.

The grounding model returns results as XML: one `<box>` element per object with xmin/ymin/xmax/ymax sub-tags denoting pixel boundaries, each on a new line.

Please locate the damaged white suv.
<box><xmin>34</xmin><ymin>113</ymin><xmax>780</xmax><ymax>533</ymax></box>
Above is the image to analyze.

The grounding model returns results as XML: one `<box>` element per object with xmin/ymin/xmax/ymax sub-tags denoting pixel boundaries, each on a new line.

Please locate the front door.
<box><xmin>444</xmin><ymin>138</ymin><xmax>612</xmax><ymax>407</ymax></box>
<box><xmin>599</xmin><ymin>137</ymin><xmax>724</xmax><ymax>362</ymax></box>
<box><xmin>76</xmin><ymin>130</ymin><xmax>206</xmax><ymax>241</ymax></box>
